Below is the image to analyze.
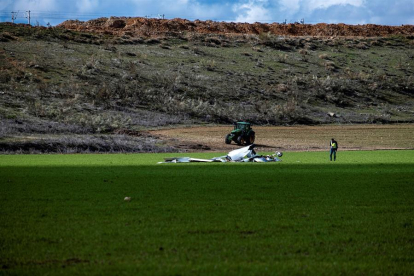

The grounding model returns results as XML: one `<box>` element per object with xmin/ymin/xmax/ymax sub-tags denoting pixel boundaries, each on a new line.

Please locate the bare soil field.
<box><xmin>150</xmin><ymin>124</ymin><xmax>414</xmax><ymax>152</ymax></box>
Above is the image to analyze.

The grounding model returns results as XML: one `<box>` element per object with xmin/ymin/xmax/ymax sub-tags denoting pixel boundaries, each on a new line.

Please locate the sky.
<box><xmin>1</xmin><ymin>0</ymin><xmax>413</xmax><ymax>26</ymax></box>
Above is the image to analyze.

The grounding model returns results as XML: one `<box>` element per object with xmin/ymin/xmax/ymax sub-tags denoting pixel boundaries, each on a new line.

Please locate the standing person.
<box><xmin>330</xmin><ymin>138</ymin><xmax>338</xmax><ymax>161</ymax></box>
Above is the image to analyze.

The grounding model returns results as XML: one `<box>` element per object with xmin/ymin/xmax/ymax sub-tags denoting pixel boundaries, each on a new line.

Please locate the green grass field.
<box><xmin>1</xmin><ymin>150</ymin><xmax>414</xmax><ymax>275</ymax></box>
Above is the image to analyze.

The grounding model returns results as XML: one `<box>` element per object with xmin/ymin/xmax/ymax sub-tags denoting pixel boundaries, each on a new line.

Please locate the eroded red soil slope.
<box><xmin>58</xmin><ymin>17</ymin><xmax>414</xmax><ymax>38</ymax></box>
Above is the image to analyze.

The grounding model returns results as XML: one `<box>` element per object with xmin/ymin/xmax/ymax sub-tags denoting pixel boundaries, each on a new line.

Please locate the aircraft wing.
<box><xmin>159</xmin><ymin>144</ymin><xmax>282</xmax><ymax>163</ymax></box>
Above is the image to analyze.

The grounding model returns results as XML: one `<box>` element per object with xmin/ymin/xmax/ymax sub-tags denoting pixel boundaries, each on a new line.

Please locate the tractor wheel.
<box><xmin>248</xmin><ymin>134</ymin><xmax>255</xmax><ymax>145</ymax></box>
<box><xmin>236</xmin><ymin>135</ymin><xmax>244</xmax><ymax>145</ymax></box>
<box><xmin>225</xmin><ymin>134</ymin><xmax>231</xmax><ymax>144</ymax></box>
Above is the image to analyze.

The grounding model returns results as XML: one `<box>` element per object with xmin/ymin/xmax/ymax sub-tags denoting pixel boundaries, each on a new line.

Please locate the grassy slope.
<box><xmin>1</xmin><ymin>24</ymin><xmax>414</xmax><ymax>152</ymax></box>
<box><xmin>1</xmin><ymin>151</ymin><xmax>413</xmax><ymax>274</ymax></box>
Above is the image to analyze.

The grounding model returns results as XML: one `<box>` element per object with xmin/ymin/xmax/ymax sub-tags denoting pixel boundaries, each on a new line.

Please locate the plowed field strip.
<box><xmin>150</xmin><ymin>124</ymin><xmax>414</xmax><ymax>152</ymax></box>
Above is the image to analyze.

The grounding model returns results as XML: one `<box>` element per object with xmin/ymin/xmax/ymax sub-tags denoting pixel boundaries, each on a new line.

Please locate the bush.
<box><xmin>0</xmin><ymin>134</ymin><xmax>179</xmax><ymax>154</ymax></box>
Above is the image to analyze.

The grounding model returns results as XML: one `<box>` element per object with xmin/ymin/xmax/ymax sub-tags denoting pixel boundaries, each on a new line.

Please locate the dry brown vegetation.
<box><xmin>1</xmin><ymin>22</ymin><xmax>414</xmax><ymax>153</ymax></box>
<box><xmin>58</xmin><ymin>17</ymin><xmax>414</xmax><ymax>38</ymax></box>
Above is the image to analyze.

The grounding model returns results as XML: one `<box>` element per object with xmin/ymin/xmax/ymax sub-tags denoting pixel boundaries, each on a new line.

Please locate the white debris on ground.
<box><xmin>158</xmin><ymin>145</ymin><xmax>283</xmax><ymax>163</ymax></box>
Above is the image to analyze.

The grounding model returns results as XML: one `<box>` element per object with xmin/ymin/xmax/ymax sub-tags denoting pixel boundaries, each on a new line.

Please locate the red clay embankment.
<box><xmin>57</xmin><ymin>17</ymin><xmax>414</xmax><ymax>38</ymax></box>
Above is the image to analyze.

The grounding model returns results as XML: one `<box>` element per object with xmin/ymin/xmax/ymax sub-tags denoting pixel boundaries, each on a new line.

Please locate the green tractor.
<box><xmin>225</xmin><ymin>122</ymin><xmax>255</xmax><ymax>145</ymax></box>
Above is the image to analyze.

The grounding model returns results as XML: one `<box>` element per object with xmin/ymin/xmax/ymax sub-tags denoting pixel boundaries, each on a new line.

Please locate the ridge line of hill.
<box><xmin>57</xmin><ymin>17</ymin><xmax>414</xmax><ymax>38</ymax></box>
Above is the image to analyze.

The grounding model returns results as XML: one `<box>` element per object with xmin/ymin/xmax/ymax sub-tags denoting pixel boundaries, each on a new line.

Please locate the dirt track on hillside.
<box><xmin>150</xmin><ymin>124</ymin><xmax>414</xmax><ymax>152</ymax></box>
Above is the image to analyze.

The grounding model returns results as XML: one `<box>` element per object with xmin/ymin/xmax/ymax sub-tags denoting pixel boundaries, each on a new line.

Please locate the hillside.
<box><xmin>1</xmin><ymin>20</ymin><xmax>414</xmax><ymax>153</ymax></box>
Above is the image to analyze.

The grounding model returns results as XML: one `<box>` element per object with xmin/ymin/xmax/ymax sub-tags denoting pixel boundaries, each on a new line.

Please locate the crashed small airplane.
<box><xmin>159</xmin><ymin>144</ymin><xmax>283</xmax><ymax>163</ymax></box>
